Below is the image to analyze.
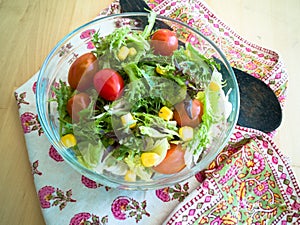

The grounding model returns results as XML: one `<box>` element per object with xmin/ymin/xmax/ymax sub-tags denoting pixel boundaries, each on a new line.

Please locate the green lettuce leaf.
<box><xmin>51</xmin><ymin>80</ymin><xmax>74</xmax><ymax>136</ymax></box>
<box><xmin>187</xmin><ymin>68</ymin><xmax>232</xmax><ymax>160</ymax></box>
<box><xmin>77</xmin><ymin>140</ymin><xmax>105</xmax><ymax>169</ymax></box>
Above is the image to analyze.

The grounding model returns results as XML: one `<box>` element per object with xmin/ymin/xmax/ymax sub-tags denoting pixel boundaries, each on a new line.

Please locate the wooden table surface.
<box><xmin>1</xmin><ymin>1</ymin><xmax>299</xmax><ymax>224</ymax></box>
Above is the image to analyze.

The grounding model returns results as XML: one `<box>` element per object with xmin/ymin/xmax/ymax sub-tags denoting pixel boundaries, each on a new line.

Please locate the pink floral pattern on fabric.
<box><xmin>111</xmin><ymin>196</ymin><xmax>150</xmax><ymax>223</ymax></box>
<box><xmin>20</xmin><ymin>112</ymin><xmax>43</xmax><ymax>135</ymax></box>
<box><xmin>166</xmin><ymin>127</ymin><xmax>300</xmax><ymax>224</ymax></box>
<box><xmin>38</xmin><ymin>186</ymin><xmax>76</xmax><ymax>210</ymax></box>
<box><xmin>156</xmin><ymin>182</ymin><xmax>190</xmax><ymax>202</ymax></box>
<box><xmin>49</xmin><ymin>145</ymin><xmax>64</xmax><ymax>162</ymax></box>
<box><xmin>58</xmin><ymin>43</ymin><xmax>73</xmax><ymax>57</ymax></box>
<box><xmin>32</xmin><ymin>81</ymin><xmax>37</xmax><ymax>94</ymax></box>
<box><xmin>38</xmin><ymin>186</ymin><xmax>55</xmax><ymax>209</ymax></box>
<box><xmin>195</xmin><ymin>171</ymin><xmax>206</xmax><ymax>183</ymax></box>
<box><xmin>156</xmin><ymin>187</ymin><xmax>171</xmax><ymax>202</ymax></box>
<box><xmin>111</xmin><ymin>196</ymin><xmax>129</xmax><ymax>220</ymax></box>
<box><xmin>81</xmin><ymin>175</ymin><xmax>111</xmax><ymax>191</ymax></box>
<box><xmin>31</xmin><ymin>160</ymin><xmax>42</xmax><ymax>176</ymax></box>
<box><xmin>69</xmin><ymin>212</ymin><xmax>108</xmax><ymax>225</ymax></box>
<box><xmin>80</xmin><ymin>29</ymin><xmax>96</xmax><ymax>49</ymax></box>
<box><xmin>14</xmin><ymin>92</ymin><xmax>29</xmax><ymax>108</ymax></box>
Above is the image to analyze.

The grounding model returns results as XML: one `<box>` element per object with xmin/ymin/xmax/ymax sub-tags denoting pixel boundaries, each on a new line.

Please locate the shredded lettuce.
<box><xmin>139</xmin><ymin>126</ymin><xmax>178</xmax><ymax>139</ymax></box>
<box><xmin>77</xmin><ymin>140</ymin><xmax>105</xmax><ymax>169</ymax></box>
<box><xmin>186</xmin><ymin>68</ymin><xmax>232</xmax><ymax>165</ymax></box>
<box><xmin>124</xmin><ymin>153</ymin><xmax>153</xmax><ymax>181</ymax></box>
<box><xmin>95</xmin><ymin>152</ymin><xmax>128</xmax><ymax>176</ymax></box>
<box><xmin>141</xmin><ymin>11</ymin><xmax>157</xmax><ymax>39</ymax></box>
<box><xmin>51</xmin><ymin>80</ymin><xmax>74</xmax><ymax>136</ymax></box>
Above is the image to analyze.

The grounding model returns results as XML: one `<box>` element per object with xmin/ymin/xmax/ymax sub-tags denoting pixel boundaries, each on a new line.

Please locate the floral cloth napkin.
<box><xmin>15</xmin><ymin>0</ymin><xmax>299</xmax><ymax>224</ymax></box>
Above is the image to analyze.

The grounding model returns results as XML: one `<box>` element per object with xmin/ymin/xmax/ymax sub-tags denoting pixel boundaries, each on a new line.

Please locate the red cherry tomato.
<box><xmin>151</xmin><ymin>29</ymin><xmax>178</xmax><ymax>56</ymax></box>
<box><xmin>153</xmin><ymin>144</ymin><xmax>186</xmax><ymax>174</ymax></box>
<box><xmin>173</xmin><ymin>99</ymin><xmax>204</xmax><ymax>127</ymax></box>
<box><xmin>68</xmin><ymin>53</ymin><xmax>98</xmax><ymax>91</ymax></box>
<box><xmin>66</xmin><ymin>93</ymin><xmax>91</xmax><ymax>123</ymax></box>
<box><xmin>93</xmin><ymin>68</ymin><xmax>124</xmax><ymax>101</ymax></box>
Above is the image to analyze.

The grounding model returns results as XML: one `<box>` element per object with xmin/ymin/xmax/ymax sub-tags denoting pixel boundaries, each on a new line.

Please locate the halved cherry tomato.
<box><xmin>153</xmin><ymin>144</ymin><xmax>186</xmax><ymax>174</ymax></box>
<box><xmin>173</xmin><ymin>99</ymin><xmax>204</xmax><ymax>127</ymax></box>
<box><xmin>66</xmin><ymin>92</ymin><xmax>91</xmax><ymax>122</ymax></box>
<box><xmin>68</xmin><ymin>53</ymin><xmax>98</xmax><ymax>91</ymax></box>
<box><xmin>150</xmin><ymin>29</ymin><xmax>178</xmax><ymax>56</ymax></box>
<box><xmin>93</xmin><ymin>68</ymin><xmax>124</xmax><ymax>101</ymax></box>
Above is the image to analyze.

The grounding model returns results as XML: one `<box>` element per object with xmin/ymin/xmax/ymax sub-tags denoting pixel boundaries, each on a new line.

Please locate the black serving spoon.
<box><xmin>119</xmin><ymin>0</ymin><xmax>282</xmax><ymax>133</ymax></box>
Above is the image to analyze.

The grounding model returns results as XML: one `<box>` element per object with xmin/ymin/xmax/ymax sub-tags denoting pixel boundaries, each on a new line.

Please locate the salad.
<box><xmin>53</xmin><ymin>12</ymin><xmax>232</xmax><ymax>182</ymax></box>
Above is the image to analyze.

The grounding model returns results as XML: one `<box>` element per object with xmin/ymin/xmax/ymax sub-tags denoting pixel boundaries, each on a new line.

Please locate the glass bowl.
<box><xmin>36</xmin><ymin>12</ymin><xmax>239</xmax><ymax>190</ymax></box>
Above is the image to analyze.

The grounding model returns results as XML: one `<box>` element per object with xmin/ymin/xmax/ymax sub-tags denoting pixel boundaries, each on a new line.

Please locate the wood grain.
<box><xmin>0</xmin><ymin>0</ymin><xmax>299</xmax><ymax>224</ymax></box>
<box><xmin>0</xmin><ymin>1</ymin><xmax>111</xmax><ymax>224</ymax></box>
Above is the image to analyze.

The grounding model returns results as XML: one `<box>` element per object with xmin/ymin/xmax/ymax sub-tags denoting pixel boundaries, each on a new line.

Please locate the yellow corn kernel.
<box><xmin>209</xmin><ymin>81</ymin><xmax>220</xmax><ymax>92</ymax></box>
<box><xmin>61</xmin><ymin>134</ymin><xmax>77</xmax><ymax>147</ymax></box>
<box><xmin>128</xmin><ymin>47</ymin><xmax>137</xmax><ymax>56</ymax></box>
<box><xmin>124</xmin><ymin>170</ymin><xmax>136</xmax><ymax>182</ymax></box>
<box><xmin>117</xmin><ymin>46</ymin><xmax>130</xmax><ymax>61</ymax></box>
<box><xmin>121</xmin><ymin>113</ymin><xmax>136</xmax><ymax>128</ymax></box>
<box><xmin>155</xmin><ymin>66</ymin><xmax>165</xmax><ymax>75</ymax></box>
<box><xmin>141</xmin><ymin>152</ymin><xmax>161</xmax><ymax>167</ymax></box>
<box><xmin>179</xmin><ymin>126</ymin><xmax>194</xmax><ymax>141</ymax></box>
<box><xmin>158</xmin><ymin>106</ymin><xmax>173</xmax><ymax>121</ymax></box>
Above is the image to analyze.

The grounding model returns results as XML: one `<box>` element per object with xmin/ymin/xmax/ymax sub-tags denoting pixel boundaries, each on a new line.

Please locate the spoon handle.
<box><xmin>120</xmin><ymin>0</ymin><xmax>150</xmax><ymax>12</ymax></box>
